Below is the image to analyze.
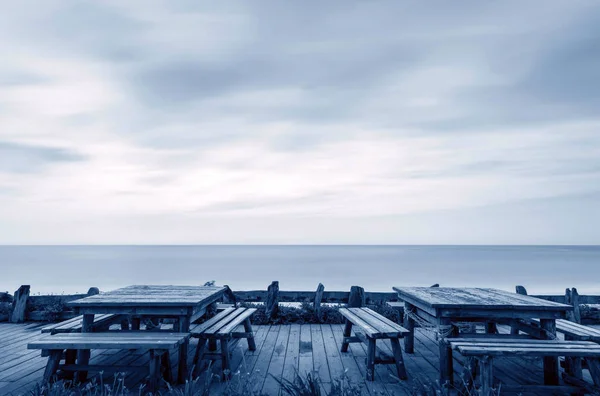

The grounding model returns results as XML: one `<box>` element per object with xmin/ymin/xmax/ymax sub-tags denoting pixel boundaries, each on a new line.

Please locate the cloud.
<box><xmin>0</xmin><ymin>1</ymin><xmax>599</xmax><ymax>243</ymax></box>
<box><xmin>0</xmin><ymin>141</ymin><xmax>86</xmax><ymax>174</ymax></box>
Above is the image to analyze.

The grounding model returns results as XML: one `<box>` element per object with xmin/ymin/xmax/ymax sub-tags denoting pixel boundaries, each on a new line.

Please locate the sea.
<box><xmin>1</xmin><ymin>245</ymin><xmax>599</xmax><ymax>296</ymax></box>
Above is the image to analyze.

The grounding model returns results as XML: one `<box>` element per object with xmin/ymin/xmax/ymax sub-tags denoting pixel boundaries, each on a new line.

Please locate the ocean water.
<box><xmin>1</xmin><ymin>245</ymin><xmax>599</xmax><ymax>296</ymax></box>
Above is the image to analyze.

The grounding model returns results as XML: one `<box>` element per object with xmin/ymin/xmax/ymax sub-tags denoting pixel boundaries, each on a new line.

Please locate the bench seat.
<box><xmin>529</xmin><ymin>318</ymin><xmax>600</xmax><ymax>342</ymax></box>
<box><xmin>447</xmin><ymin>338</ymin><xmax>600</xmax><ymax>395</ymax></box>
<box><xmin>339</xmin><ymin>307</ymin><xmax>409</xmax><ymax>381</ymax></box>
<box><xmin>190</xmin><ymin>307</ymin><xmax>257</xmax><ymax>379</ymax></box>
<box><xmin>41</xmin><ymin>314</ymin><xmax>121</xmax><ymax>334</ymax></box>
<box><xmin>29</xmin><ymin>332</ymin><xmax>189</xmax><ymax>391</ymax></box>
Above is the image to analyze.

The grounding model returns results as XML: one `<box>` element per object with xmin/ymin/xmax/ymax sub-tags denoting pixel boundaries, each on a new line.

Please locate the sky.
<box><xmin>0</xmin><ymin>0</ymin><xmax>599</xmax><ymax>244</ymax></box>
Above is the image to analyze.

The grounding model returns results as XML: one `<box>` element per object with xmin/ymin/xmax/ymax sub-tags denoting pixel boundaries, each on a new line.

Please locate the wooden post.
<box><xmin>515</xmin><ymin>285</ymin><xmax>528</xmax><ymax>295</ymax></box>
<box><xmin>223</xmin><ymin>285</ymin><xmax>237</xmax><ymax>306</ymax></box>
<box><xmin>314</xmin><ymin>283</ymin><xmax>324</xmax><ymax>319</ymax></box>
<box><xmin>265</xmin><ymin>281</ymin><xmax>279</xmax><ymax>319</ymax></box>
<box><xmin>479</xmin><ymin>356</ymin><xmax>494</xmax><ymax>396</ymax></box>
<box><xmin>403</xmin><ymin>303</ymin><xmax>416</xmax><ymax>354</ymax></box>
<box><xmin>86</xmin><ymin>287</ymin><xmax>99</xmax><ymax>296</ymax></box>
<box><xmin>348</xmin><ymin>286</ymin><xmax>365</xmax><ymax>308</ymax></box>
<box><xmin>572</xmin><ymin>288</ymin><xmax>581</xmax><ymax>324</ymax></box>
<box><xmin>540</xmin><ymin>319</ymin><xmax>559</xmax><ymax>385</ymax></box>
<box><xmin>10</xmin><ymin>285</ymin><xmax>30</xmax><ymax>323</ymax></box>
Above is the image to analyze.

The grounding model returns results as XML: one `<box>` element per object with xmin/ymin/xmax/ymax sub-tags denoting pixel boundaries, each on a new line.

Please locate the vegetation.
<box><xmin>238</xmin><ymin>301</ymin><xmax>400</xmax><ymax>325</ymax></box>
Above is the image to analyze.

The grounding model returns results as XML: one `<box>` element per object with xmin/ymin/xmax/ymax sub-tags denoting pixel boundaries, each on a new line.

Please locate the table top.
<box><xmin>393</xmin><ymin>287</ymin><xmax>572</xmax><ymax>312</ymax></box>
<box><xmin>68</xmin><ymin>285</ymin><xmax>226</xmax><ymax>308</ymax></box>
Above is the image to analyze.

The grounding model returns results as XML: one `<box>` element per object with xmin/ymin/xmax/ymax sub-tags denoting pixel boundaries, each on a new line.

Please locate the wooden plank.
<box><xmin>190</xmin><ymin>308</ymin><xmax>235</xmax><ymax>334</ymax></box>
<box><xmin>311</xmin><ymin>324</ymin><xmax>331</xmax><ymax>383</ymax></box>
<box><xmin>249</xmin><ymin>326</ymin><xmax>280</xmax><ymax>392</ymax></box>
<box><xmin>68</xmin><ymin>285</ymin><xmax>226</xmax><ymax>307</ymax></box>
<box><xmin>338</xmin><ymin>308</ymin><xmax>379</xmax><ymax>338</ymax></box>
<box><xmin>218</xmin><ymin>309</ymin><xmax>257</xmax><ymax>335</ymax></box>
<box><xmin>457</xmin><ymin>346</ymin><xmax>600</xmax><ymax>357</ymax></box>
<box><xmin>394</xmin><ymin>287</ymin><xmax>572</xmax><ymax>311</ymax></box>
<box><xmin>330</xmin><ymin>324</ymin><xmax>370</xmax><ymax>395</ymax></box>
<box><xmin>281</xmin><ymin>324</ymin><xmax>301</xmax><ymax>383</ymax></box>
<box><xmin>204</xmin><ymin>308</ymin><xmax>247</xmax><ymax>335</ymax></box>
<box><xmin>261</xmin><ymin>325</ymin><xmax>290</xmax><ymax>394</ymax></box>
<box><xmin>298</xmin><ymin>324</ymin><xmax>313</xmax><ymax>377</ymax></box>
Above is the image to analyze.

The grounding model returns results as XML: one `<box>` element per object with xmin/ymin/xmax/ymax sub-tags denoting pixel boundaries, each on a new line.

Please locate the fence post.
<box><xmin>348</xmin><ymin>286</ymin><xmax>365</xmax><ymax>307</ymax></box>
<box><xmin>10</xmin><ymin>285</ymin><xmax>30</xmax><ymax>323</ymax></box>
<box><xmin>314</xmin><ymin>283</ymin><xmax>325</xmax><ymax>319</ymax></box>
<box><xmin>265</xmin><ymin>281</ymin><xmax>279</xmax><ymax>319</ymax></box>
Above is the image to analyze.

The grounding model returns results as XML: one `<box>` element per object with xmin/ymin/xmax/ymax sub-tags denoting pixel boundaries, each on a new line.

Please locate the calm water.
<box><xmin>1</xmin><ymin>245</ymin><xmax>599</xmax><ymax>295</ymax></box>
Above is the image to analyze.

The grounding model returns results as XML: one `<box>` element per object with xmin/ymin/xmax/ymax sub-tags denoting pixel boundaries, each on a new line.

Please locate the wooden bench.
<box><xmin>41</xmin><ymin>314</ymin><xmax>122</xmax><ymax>334</ymax></box>
<box><xmin>28</xmin><ymin>332</ymin><xmax>189</xmax><ymax>392</ymax></box>
<box><xmin>190</xmin><ymin>307</ymin><xmax>257</xmax><ymax>379</ymax></box>
<box><xmin>339</xmin><ymin>307</ymin><xmax>409</xmax><ymax>381</ymax></box>
<box><xmin>447</xmin><ymin>337</ymin><xmax>600</xmax><ymax>395</ymax></box>
<box><xmin>528</xmin><ymin>318</ymin><xmax>600</xmax><ymax>342</ymax></box>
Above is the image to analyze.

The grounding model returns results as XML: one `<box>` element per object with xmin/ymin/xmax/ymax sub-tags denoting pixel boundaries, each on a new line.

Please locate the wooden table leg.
<box><xmin>64</xmin><ymin>349</ymin><xmax>77</xmax><ymax>381</ymax></box>
<box><xmin>148</xmin><ymin>349</ymin><xmax>161</xmax><ymax>393</ymax></box>
<box><xmin>43</xmin><ymin>350</ymin><xmax>63</xmax><ymax>383</ymax></box>
<box><xmin>390</xmin><ymin>338</ymin><xmax>408</xmax><ymax>380</ymax></box>
<box><xmin>77</xmin><ymin>313</ymin><xmax>94</xmax><ymax>383</ymax></box>
<box><xmin>366</xmin><ymin>338</ymin><xmax>376</xmax><ymax>381</ymax></box>
<box><xmin>341</xmin><ymin>319</ymin><xmax>353</xmax><ymax>353</ymax></box>
<box><xmin>540</xmin><ymin>318</ymin><xmax>559</xmax><ymax>385</ymax></box>
<box><xmin>177</xmin><ymin>315</ymin><xmax>191</xmax><ymax>384</ymax></box>
<box><xmin>404</xmin><ymin>303</ymin><xmax>415</xmax><ymax>354</ymax></box>
<box><xmin>438</xmin><ymin>319</ymin><xmax>454</xmax><ymax>386</ymax></box>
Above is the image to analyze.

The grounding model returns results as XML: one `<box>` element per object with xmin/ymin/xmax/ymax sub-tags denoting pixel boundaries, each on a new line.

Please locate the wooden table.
<box><xmin>393</xmin><ymin>287</ymin><xmax>572</xmax><ymax>386</ymax></box>
<box><xmin>69</xmin><ymin>285</ymin><xmax>226</xmax><ymax>384</ymax></box>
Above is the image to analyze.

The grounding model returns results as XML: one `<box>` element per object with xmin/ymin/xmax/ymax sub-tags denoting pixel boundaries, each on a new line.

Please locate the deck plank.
<box><xmin>2</xmin><ymin>322</ymin><xmax>599</xmax><ymax>395</ymax></box>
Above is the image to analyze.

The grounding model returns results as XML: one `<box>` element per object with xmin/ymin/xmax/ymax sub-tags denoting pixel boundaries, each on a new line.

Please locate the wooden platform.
<box><xmin>0</xmin><ymin>322</ymin><xmax>598</xmax><ymax>395</ymax></box>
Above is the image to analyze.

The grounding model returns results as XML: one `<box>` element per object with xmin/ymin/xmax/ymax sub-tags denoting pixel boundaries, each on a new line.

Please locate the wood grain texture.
<box><xmin>394</xmin><ymin>287</ymin><xmax>572</xmax><ymax>311</ymax></box>
<box><xmin>68</xmin><ymin>285</ymin><xmax>226</xmax><ymax>307</ymax></box>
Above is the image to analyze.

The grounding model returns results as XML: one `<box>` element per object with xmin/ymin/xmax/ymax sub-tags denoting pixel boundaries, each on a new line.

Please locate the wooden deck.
<box><xmin>0</xmin><ymin>322</ymin><xmax>597</xmax><ymax>395</ymax></box>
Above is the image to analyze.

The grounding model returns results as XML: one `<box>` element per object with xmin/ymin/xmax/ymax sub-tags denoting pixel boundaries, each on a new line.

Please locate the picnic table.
<box><xmin>68</xmin><ymin>285</ymin><xmax>226</xmax><ymax>383</ymax></box>
<box><xmin>393</xmin><ymin>287</ymin><xmax>572</xmax><ymax>385</ymax></box>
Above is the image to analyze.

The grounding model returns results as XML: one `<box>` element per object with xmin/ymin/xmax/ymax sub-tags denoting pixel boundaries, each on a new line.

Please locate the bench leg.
<box><xmin>479</xmin><ymin>356</ymin><xmax>494</xmax><ymax>396</ymax></box>
<box><xmin>564</xmin><ymin>335</ymin><xmax>584</xmax><ymax>381</ymax></box>
<box><xmin>404</xmin><ymin>303</ymin><xmax>415</xmax><ymax>354</ymax></box>
<box><xmin>148</xmin><ymin>349</ymin><xmax>161</xmax><ymax>393</ymax></box>
<box><xmin>540</xmin><ymin>319</ymin><xmax>559</xmax><ymax>385</ymax></box>
<box><xmin>510</xmin><ymin>319</ymin><xmax>520</xmax><ymax>336</ymax></box>
<box><xmin>43</xmin><ymin>350</ymin><xmax>63</xmax><ymax>383</ymax></box>
<box><xmin>587</xmin><ymin>358</ymin><xmax>600</xmax><ymax>387</ymax></box>
<box><xmin>459</xmin><ymin>357</ymin><xmax>478</xmax><ymax>395</ymax></box>
<box><xmin>341</xmin><ymin>320</ymin><xmax>353</xmax><ymax>353</ymax></box>
<box><xmin>192</xmin><ymin>338</ymin><xmax>208</xmax><ymax>378</ymax></box>
<box><xmin>366</xmin><ymin>338</ymin><xmax>376</xmax><ymax>381</ymax></box>
<box><xmin>64</xmin><ymin>349</ymin><xmax>77</xmax><ymax>381</ymax></box>
<box><xmin>221</xmin><ymin>338</ymin><xmax>231</xmax><ymax>381</ymax></box>
<box><xmin>161</xmin><ymin>350</ymin><xmax>173</xmax><ymax>384</ymax></box>
<box><xmin>177</xmin><ymin>315</ymin><xmax>191</xmax><ymax>384</ymax></box>
<box><xmin>243</xmin><ymin>318</ymin><xmax>256</xmax><ymax>351</ymax></box>
<box><xmin>390</xmin><ymin>338</ymin><xmax>408</xmax><ymax>380</ymax></box>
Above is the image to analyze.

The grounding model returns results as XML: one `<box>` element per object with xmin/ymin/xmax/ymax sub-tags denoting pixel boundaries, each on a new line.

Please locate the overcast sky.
<box><xmin>0</xmin><ymin>1</ymin><xmax>599</xmax><ymax>244</ymax></box>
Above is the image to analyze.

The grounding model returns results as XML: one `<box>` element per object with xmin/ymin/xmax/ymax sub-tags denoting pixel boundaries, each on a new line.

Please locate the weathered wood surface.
<box><xmin>41</xmin><ymin>314</ymin><xmax>121</xmax><ymax>334</ymax></box>
<box><xmin>394</xmin><ymin>287</ymin><xmax>573</xmax><ymax>311</ymax></box>
<box><xmin>314</xmin><ymin>283</ymin><xmax>324</xmax><ymax>317</ymax></box>
<box><xmin>10</xmin><ymin>286</ymin><xmax>30</xmax><ymax>323</ymax></box>
<box><xmin>265</xmin><ymin>281</ymin><xmax>279</xmax><ymax>319</ymax></box>
<box><xmin>28</xmin><ymin>333</ymin><xmax>189</xmax><ymax>350</ymax></box>
<box><xmin>68</xmin><ymin>285</ymin><xmax>226</xmax><ymax>307</ymax></box>
<box><xmin>3</xmin><ymin>322</ymin><xmax>600</xmax><ymax>395</ymax></box>
<box><xmin>348</xmin><ymin>286</ymin><xmax>365</xmax><ymax>308</ymax></box>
